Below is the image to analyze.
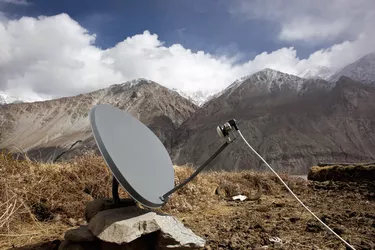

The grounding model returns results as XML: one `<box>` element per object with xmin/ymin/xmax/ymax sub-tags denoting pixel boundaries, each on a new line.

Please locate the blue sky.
<box><xmin>0</xmin><ymin>0</ymin><xmax>374</xmax><ymax>101</ymax></box>
<box><xmin>3</xmin><ymin>0</ymin><xmax>331</xmax><ymax>60</ymax></box>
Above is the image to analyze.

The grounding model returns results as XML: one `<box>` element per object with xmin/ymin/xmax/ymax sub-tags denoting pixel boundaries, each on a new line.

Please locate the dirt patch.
<box><xmin>173</xmin><ymin>179</ymin><xmax>375</xmax><ymax>249</ymax></box>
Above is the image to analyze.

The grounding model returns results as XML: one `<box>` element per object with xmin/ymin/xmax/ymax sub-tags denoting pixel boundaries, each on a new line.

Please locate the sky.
<box><xmin>0</xmin><ymin>0</ymin><xmax>375</xmax><ymax>101</ymax></box>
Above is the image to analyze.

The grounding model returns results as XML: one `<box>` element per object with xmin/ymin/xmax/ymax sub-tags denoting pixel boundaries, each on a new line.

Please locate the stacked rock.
<box><xmin>58</xmin><ymin>198</ymin><xmax>205</xmax><ymax>250</ymax></box>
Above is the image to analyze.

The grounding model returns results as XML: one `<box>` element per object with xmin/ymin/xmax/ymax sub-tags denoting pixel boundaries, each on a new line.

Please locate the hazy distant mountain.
<box><xmin>171</xmin><ymin>69</ymin><xmax>375</xmax><ymax>174</ymax></box>
<box><xmin>0</xmin><ymin>79</ymin><xmax>197</xmax><ymax>161</ymax></box>
<box><xmin>329</xmin><ymin>52</ymin><xmax>375</xmax><ymax>85</ymax></box>
<box><xmin>299</xmin><ymin>66</ymin><xmax>334</xmax><ymax>80</ymax></box>
<box><xmin>174</xmin><ymin>89</ymin><xmax>219</xmax><ymax>106</ymax></box>
<box><xmin>0</xmin><ymin>95</ymin><xmax>6</xmax><ymax>105</ymax></box>
<box><xmin>0</xmin><ymin>92</ymin><xmax>22</xmax><ymax>105</ymax></box>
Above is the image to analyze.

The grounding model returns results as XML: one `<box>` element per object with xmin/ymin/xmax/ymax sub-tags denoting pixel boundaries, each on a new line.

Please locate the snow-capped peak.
<box><xmin>329</xmin><ymin>52</ymin><xmax>375</xmax><ymax>85</ymax></box>
<box><xmin>298</xmin><ymin>66</ymin><xmax>334</xmax><ymax>80</ymax></box>
<box><xmin>220</xmin><ymin>68</ymin><xmax>306</xmax><ymax>97</ymax></box>
<box><xmin>119</xmin><ymin>78</ymin><xmax>154</xmax><ymax>88</ymax></box>
<box><xmin>107</xmin><ymin>78</ymin><xmax>155</xmax><ymax>93</ymax></box>
<box><xmin>126</xmin><ymin>78</ymin><xmax>154</xmax><ymax>86</ymax></box>
<box><xmin>176</xmin><ymin>89</ymin><xmax>219</xmax><ymax>106</ymax></box>
<box><xmin>0</xmin><ymin>91</ymin><xmax>21</xmax><ymax>105</ymax></box>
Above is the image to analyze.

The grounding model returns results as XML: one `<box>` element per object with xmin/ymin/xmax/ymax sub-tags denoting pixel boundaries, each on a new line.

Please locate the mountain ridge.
<box><xmin>298</xmin><ymin>66</ymin><xmax>334</xmax><ymax>80</ymax></box>
<box><xmin>329</xmin><ymin>52</ymin><xmax>375</xmax><ymax>85</ymax></box>
<box><xmin>1</xmin><ymin>52</ymin><xmax>375</xmax><ymax>173</ymax></box>
<box><xmin>171</xmin><ymin>73</ymin><xmax>375</xmax><ymax>174</ymax></box>
<box><xmin>0</xmin><ymin>79</ymin><xmax>198</xmax><ymax>162</ymax></box>
<box><xmin>1</xmin><ymin>52</ymin><xmax>374</xmax><ymax>107</ymax></box>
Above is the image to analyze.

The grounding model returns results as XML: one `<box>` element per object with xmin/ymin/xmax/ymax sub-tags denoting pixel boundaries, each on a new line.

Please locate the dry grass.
<box><xmin>2</xmin><ymin>152</ymin><xmax>371</xmax><ymax>250</ymax></box>
<box><xmin>162</xmin><ymin>166</ymin><xmax>301</xmax><ymax>214</ymax></box>
<box><xmin>0</xmin><ymin>151</ymin><xmax>114</xmax><ymax>248</ymax></box>
<box><xmin>308</xmin><ymin>164</ymin><xmax>375</xmax><ymax>182</ymax></box>
<box><xmin>0</xmin><ymin>152</ymin><xmax>293</xmax><ymax>249</ymax></box>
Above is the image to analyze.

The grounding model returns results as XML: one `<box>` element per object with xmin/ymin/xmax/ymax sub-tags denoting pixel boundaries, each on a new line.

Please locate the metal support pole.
<box><xmin>112</xmin><ymin>176</ymin><xmax>120</xmax><ymax>205</ymax></box>
<box><xmin>160</xmin><ymin>141</ymin><xmax>230</xmax><ymax>202</ymax></box>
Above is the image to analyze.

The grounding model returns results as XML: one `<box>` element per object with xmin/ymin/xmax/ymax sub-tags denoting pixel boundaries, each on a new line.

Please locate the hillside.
<box><xmin>0</xmin><ymin>153</ymin><xmax>373</xmax><ymax>250</ymax></box>
<box><xmin>0</xmin><ymin>79</ymin><xmax>197</xmax><ymax>161</ymax></box>
<box><xmin>2</xmin><ymin>63</ymin><xmax>375</xmax><ymax>173</ymax></box>
<box><xmin>172</xmin><ymin>70</ymin><xmax>375</xmax><ymax>174</ymax></box>
<box><xmin>330</xmin><ymin>52</ymin><xmax>375</xmax><ymax>86</ymax></box>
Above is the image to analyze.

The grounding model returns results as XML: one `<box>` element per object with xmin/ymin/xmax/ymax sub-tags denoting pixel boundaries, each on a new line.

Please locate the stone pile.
<box><xmin>58</xmin><ymin>198</ymin><xmax>205</xmax><ymax>250</ymax></box>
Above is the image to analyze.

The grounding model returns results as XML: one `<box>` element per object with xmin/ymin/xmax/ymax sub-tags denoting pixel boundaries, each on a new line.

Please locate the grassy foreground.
<box><xmin>0</xmin><ymin>153</ymin><xmax>374</xmax><ymax>250</ymax></box>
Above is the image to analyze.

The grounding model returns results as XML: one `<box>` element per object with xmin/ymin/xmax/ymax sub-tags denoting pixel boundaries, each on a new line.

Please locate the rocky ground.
<box><xmin>0</xmin><ymin>154</ymin><xmax>374</xmax><ymax>250</ymax></box>
<box><xmin>308</xmin><ymin>163</ymin><xmax>375</xmax><ymax>182</ymax></box>
<box><xmin>176</xmin><ymin>180</ymin><xmax>375</xmax><ymax>250</ymax></box>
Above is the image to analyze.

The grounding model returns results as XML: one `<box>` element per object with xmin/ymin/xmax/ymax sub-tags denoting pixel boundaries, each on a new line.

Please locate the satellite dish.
<box><xmin>90</xmin><ymin>105</ymin><xmax>356</xmax><ymax>250</ymax></box>
<box><xmin>90</xmin><ymin>104</ymin><xmax>174</xmax><ymax>208</ymax></box>
<box><xmin>90</xmin><ymin>104</ymin><xmax>238</xmax><ymax>208</ymax></box>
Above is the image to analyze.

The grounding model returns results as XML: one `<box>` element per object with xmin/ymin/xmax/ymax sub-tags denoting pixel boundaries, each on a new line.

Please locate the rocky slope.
<box><xmin>0</xmin><ymin>79</ymin><xmax>197</xmax><ymax>161</ymax></box>
<box><xmin>330</xmin><ymin>52</ymin><xmax>375</xmax><ymax>85</ymax></box>
<box><xmin>172</xmin><ymin>69</ymin><xmax>375</xmax><ymax>174</ymax></box>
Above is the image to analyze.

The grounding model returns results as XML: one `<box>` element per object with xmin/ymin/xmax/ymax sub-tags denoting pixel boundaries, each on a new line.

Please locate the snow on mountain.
<box><xmin>175</xmin><ymin>68</ymin><xmax>327</xmax><ymax>106</ymax></box>
<box><xmin>108</xmin><ymin>78</ymin><xmax>212</xmax><ymax>106</ymax></box>
<box><xmin>0</xmin><ymin>79</ymin><xmax>154</xmax><ymax>106</ymax></box>
<box><xmin>123</xmin><ymin>78</ymin><xmax>154</xmax><ymax>87</ymax></box>
<box><xmin>329</xmin><ymin>52</ymin><xmax>375</xmax><ymax>85</ymax></box>
<box><xmin>107</xmin><ymin>78</ymin><xmax>155</xmax><ymax>93</ymax></box>
<box><xmin>298</xmin><ymin>66</ymin><xmax>334</xmax><ymax>80</ymax></box>
<box><xmin>0</xmin><ymin>95</ymin><xmax>6</xmax><ymax>105</ymax></box>
<box><xmin>0</xmin><ymin>92</ymin><xmax>21</xmax><ymax>105</ymax></box>
<box><xmin>221</xmin><ymin>68</ymin><xmax>306</xmax><ymax>97</ymax></box>
<box><xmin>174</xmin><ymin>89</ymin><xmax>219</xmax><ymax>106</ymax></box>
<box><xmin>173</xmin><ymin>71</ymin><xmax>375</xmax><ymax>174</ymax></box>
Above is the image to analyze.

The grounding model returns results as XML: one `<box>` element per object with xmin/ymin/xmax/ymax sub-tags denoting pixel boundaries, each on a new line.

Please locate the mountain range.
<box><xmin>0</xmin><ymin>79</ymin><xmax>197</xmax><ymax>161</ymax></box>
<box><xmin>329</xmin><ymin>52</ymin><xmax>375</xmax><ymax>85</ymax></box>
<box><xmin>1</xmin><ymin>52</ymin><xmax>375</xmax><ymax>174</ymax></box>
<box><xmin>172</xmin><ymin>70</ymin><xmax>375</xmax><ymax>174</ymax></box>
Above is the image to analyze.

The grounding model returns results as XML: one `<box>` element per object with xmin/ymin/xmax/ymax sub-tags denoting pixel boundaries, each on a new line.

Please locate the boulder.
<box><xmin>58</xmin><ymin>240</ymin><xmax>100</xmax><ymax>250</ymax></box>
<box><xmin>64</xmin><ymin>226</ymin><xmax>96</xmax><ymax>242</ymax></box>
<box><xmin>88</xmin><ymin>207</ymin><xmax>205</xmax><ymax>249</ymax></box>
<box><xmin>156</xmin><ymin>214</ymin><xmax>206</xmax><ymax>249</ymax></box>
<box><xmin>99</xmin><ymin>233</ymin><xmax>159</xmax><ymax>250</ymax></box>
<box><xmin>85</xmin><ymin>198</ymin><xmax>136</xmax><ymax>222</ymax></box>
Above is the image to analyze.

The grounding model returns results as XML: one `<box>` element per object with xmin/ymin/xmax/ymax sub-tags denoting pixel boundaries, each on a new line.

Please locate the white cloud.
<box><xmin>0</xmin><ymin>0</ymin><xmax>29</xmax><ymax>6</ymax></box>
<box><xmin>0</xmin><ymin>14</ymin><xmax>245</xmax><ymax>100</ymax></box>
<box><xmin>0</xmin><ymin>12</ymin><xmax>374</xmax><ymax>102</ymax></box>
<box><xmin>103</xmin><ymin>32</ymin><xmax>245</xmax><ymax>92</ymax></box>
<box><xmin>230</xmin><ymin>0</ymin><xmax>375</xmax><ymax>42</ymax></box>
<box><xmin>0</xmin><ymin>14</ymin><xmax>123</xmax><ymax>100</ymax></box>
